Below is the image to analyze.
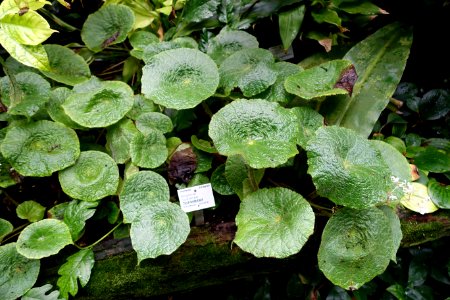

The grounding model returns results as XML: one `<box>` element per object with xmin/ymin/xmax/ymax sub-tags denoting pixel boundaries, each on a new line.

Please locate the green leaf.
<box><xmin>191</xmin><ymin>135</ymin><xmax>218</xmax><ymax>154</ymax></box>
<box><xmin>17</xmin><ymin>219</ymin><xmax>72</xmax><ymax>259</ymax></box>
<box><xmin>130</xmin><ymin>130</ymin><xmax>168</xmax><ymax>169</ymax></box>
<box><xmin>40</xmin><ymin>44</ymin><xmax>91</xmax><ymax>86</ymax></box>
<box><xmin>413</xmin><ymin>146</ymin><xmax>450</xmax><ymax>173</ymax></box>
<box><xmin>0</xmin><ymin>243</ymin><xmax>40</xmax><ymax>300</ymax></box>
<box><xmin>401</xmin><ymin>182</ymin><xmax>439</xmax><ymax>215</ymax></box>
<box><xmin>224</xmin><ymin>155</ymin><xmax>264</xmax><ymax>200</ymax></box>
<box><xmin>16</xmin><ymin>200</ymin><xmax>45</xmax><ymax>222</ymax></box>
<box><xmin>209</xmin><ymin>99</ymin><xmax>299</xmax><ymax>169</ymax></box>
<box><xmin>371</xmin><ymin>140</ymin><xmax>411</xmax><ymax>182</ymax></box>
<box><xmin>290</xmin><ymin>106</ymin><xmax>324</xmax><ymax>149</ymax></box>
<box><xmin>63</xmin><ymin>200</ymin><xmax>98</xmax><ymax>241</ymax></box>
<box><xmin>379</xmin><ymin>206</ymin><xmax>402</xmax><ymax>262</ymax></box>
<box><xmin>126</xmin><ymin>94</ymin><xmax>157</xmax><ymax>120</ymax></box>
<box><xmin>210</xmin><ymin>164</ymin><xmax>234</xmax><ymax>196</ymax></box>
<box><xmin>1</xmin><ymin>120</ymin><xmax>80</xmax><ymax>177</ymax></box>
<box><xmin>219</xmin><ymin>48</ymin><xmax>277</xmax><ymax>97</ymax></box>
<box><xmin>136</xmin><ymin>112</ymin><xmax>173</xmax><ymax>134</ymax></box>
<box><xmin>311</xmin><ymin>8</ymin><xmax>342</xmax><ymax>27</ymax></box>
<box><xmin>57</xmin><ymin>249</ymin><xmax>95</xmax><ymax>299</ymax></box>
<box><xmin>320</xmin><ymin>22</ymin><xmax>413</xmax><ymax>137</ymax></box>
<box><xmin>306</xmin><ymin>126</ymin><xmax>391</xmax><ymax>208</ymax></box>
<box><xmin>417</xmin><ymin>89</ymin><xmax>450</xmax><ymax>120</ymax></box>
<box><xmin>337</xmin><ymin>2</ymin><xmax>388</xmax><ymax>15</ymax></box>
<box><xmin>279</xmin><ymin>5</ymin><xmax>305</xmax><ymax>51</ymax></box>
<box><xmin>318</xmin><ymin>207</ymin><xmax>394</xmax><ymax>290</ymax></box>
<box><xmin>81</xmin><ymin>4</ymin><xmax>135</xmax><ymax>52</ymax></box>
<box><xmin>62</xmin><ymin>80</ymin><xmax>134</xmax><ymax>128</ymax></box>
<box><xmin>386</xmin><ymin>284</ymin><xmax>406</xmax><ymax>300</ymax></box>
<box><xmin>0</xmin><ymin>71</ymin><xmax>50</xmax><ymax>118</ymax></box>
<box><xmin>58</xmin><ymin>151</ymin><xmax>119</xmax><ymax>202</ymax></box>
<box><xmin>384</xmin><ymin>136</ymin><xmax>407</xmax><ymax>154</ymax></box>
<box><xmin>0</xmin><ymin>218</ymin><xmax>13</xmax><ymax>241</ymax></box>
<box><xmin>120</xmin><ymin>171</ymin><xmax>170</xmax><ymax>223</ymax></box>
<box><xmin>46</xmin><ymin>87</ymin><xmax>86</xmax><ymax>130</ymax></box>
<box><xmin>285</xmin><ymin>59</ymin><xmax>355</xmax><ymax>100</ymax></box>
<box><xmin>0</xmin><ymin>154</ymin><xmax>16</xmax><ymax>188</ymax></box>
<box><xmin>21</xmin><ymin>284</ymin><xmax>64</xmax><ymax>300</ymax></box>
<box><xmin>106</xmin><ymin>118</ymin><xmax>139</xmax><ymax>164</ymax></box>
<box><xmin>141</xmin><ymin>42</ymin><xmax>184</xmax><ymax>63</ymax></box>
<box><xmin>179</xmin><ymin>0</ymin><xmax>219</xmax><ymax>24</ymax></box>
<box><xmin>141</xmin><ymin>48</ymin><xmax>219</xmax><ymax>109</ymax></box>
<box><xmin>207</xmin><ymin>28</ymin><xmax>259</xmax><ymax>65</ymax></box>
<box><xmin>0</xmin><ymin>29</ymin><xmax>50</xmax><ymax>70</ymax></box>
<box><xmin>130</xmin><ymin>201</ymin><xmax>190</xmax><ymax>264</ymax></box>
<box><xmin>428</xmin><ymin>178</ymin><xmax>449</xmax><ymax>209</ymax></box>
<box><xmin>234</xmin><ymin>187</ymin><xmax>314</xmax><ymax>258</ymax></box>
<box><xmin>0</xmin><ymin>11</ymin><xmax>56</xmax><ymax>45</ymax></box>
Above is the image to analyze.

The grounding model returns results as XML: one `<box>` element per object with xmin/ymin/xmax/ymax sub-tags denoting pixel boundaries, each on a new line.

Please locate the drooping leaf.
<box><xmin>379</xmin><ymin>205</ymin><xmax>402</xmax><ymax>262</ymax></box>
<box><xmin>16</xmin><ymin>219</ymin><xmax>72</xmax><ymax>259</ymax></box>
<box><xmin>1</xmin><ymin>120</ymin><xmax>80</xmax><ymax>177</ymax></box>
<box><xmin>0</xmin><ymin>243</ymin><xmax>40</xmax><ymax>300</ymax></box>
<box><xmin>427</xmin><ymin>179</ymin><xmax>449</xmax><ymax>209</ymax></box>
<box><xmin>318</xmin><ymin>207</ymin><xmax>394</xmax><ymax>290</ymax></box>
<box><xmin>290</xmin><ymin>106</ymin><xmax>324</xmax><ymax>149</ymax></box>
<box><xmin>234</xmin><ymin>187</ymin><xmax>314</xmax><ymax>258</ymax></box>
<box><xmin>21</xmin><ymin>283</ymin><xmax>63</xmax><ymax>300</ymax></box>
<box><xmin>58</xmin><ymin>151</ymin><xmax>119</xmax><ymax>202</ymax></box>
<box><xmin>320</xmin><ymin>22</ymin><xmax>413</xmax><ymax>137</ymax></box>
<box><xmin>219</xmin><ymin>48</ymin><xmax>277</xmax><ymax>97</ymax></box>
<box><xmin>16</xmin><ymin>200</ymin><xmax>45</xmax><ymax>222</ymax></box>
<box><xmin>224</xmin><ymin>155</ymin><xmax>264</xmax><ymax>199</ymax></box>
<box><xmin>130</xmin><ymin>201</ymin><xmax>190</xmax><ymax>264</ymax></box>
<box><xmin>401</xmin><ymin>182</ymin><xmax>439</xmax><ymax>215</ymax></box>
<box><xmin>0</xmin><ymin>218</ymin><xmax>13</xmax><ymax>241</ymax></box>
<box><xmin>62</xmin><ymin>80</ymin><xmax>134</xmax><ymax>128</ymax></box>
<box><xmin>105</xmin><ymin>118</ymin><xmax>139</xmax><ymax>164</ymax></box>
<box><xmin>63</xmin><ymin>200</ymin><xmax>98</xmax><ymax>241</ymax></box>
<box><xmin>141</xmin><ymin>48</ymin><xmax>219</xmax><ymax>109</ymax></box>
<box><xmin>81</xmin><ymin>4</ymin><xmax>135</xmax><ymax>52</ymax></box>
<box><xmin>210</xmin><ymin>164</ymin><xmax>235</xmax><ymax>196</ymax></box>
<box><xmin>136</xmin><ymin>112</ymin><xmax>173</xmax><ymax>134</ymax></box>
<box><xmin>120</xmin><ymin>171</ymin><xmax>170</xmax><ymax>223</ymax></box>
<box><xmin>209</xmin><ymin>99</ymin><xmax>299</xmax><ymax>168</ymax></box>
<box><xmin>57</xmin><ymin>249</ymin><xmax>95</xmax><ymax>299</ymax></box>
<box><xmin>0</xmin><ymin>71</ymin><xmax>50</xmax><ymax>118</ymax></box>
<box><xmin>306</xmin><ymin>126</ymin><xmax>391</xmax><ymax>208</ymax></box>
<box><xmin>279</xmin><ymin>5</ymin><xmax>305</xmax><ymax>50</ymax></box>
<box><xmin>40</xmin><ymin>44</ymin><xmax>91</xmax><ymax>86</ymax></box>
<box><xmin>130</xmin><ymin>130</ymin><xmax>168</xmax><ymax>169</ymax></box>
<box><xmin>46</xmin><ymin>87</ymin><xmax>86</xmax><ymax>130</ymax></box>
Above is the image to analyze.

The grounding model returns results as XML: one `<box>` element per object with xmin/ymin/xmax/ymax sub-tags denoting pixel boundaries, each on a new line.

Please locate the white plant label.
<box><xmin>177</xmin><ymin>183</ymin><xmax>216</xmax><ymax>213</ymax></box>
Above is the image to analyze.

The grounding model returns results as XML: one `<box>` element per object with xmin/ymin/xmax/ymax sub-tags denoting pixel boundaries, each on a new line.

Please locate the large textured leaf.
<box><xmin>136</xmin><ymin>112</ymin><xmax>173</xmax><ymax>135</ymax></box>
<box><xmin>0</xmin><ymin>29</ymin><xmax>50</xmax><ymax>70</ymax></box>
<box><xmin>57</xmin><ymin>249</ymin><xmax>95</xmax><ymax>299</ymax></box>
<box><xmin>16</xmin><ymin>219</ymin><xmax>72</xmax><ymax>259</ymax></box>
<box><xmin>120</xmin><ymin>171</ymin><xmax>170</xmax><ymax>223</ymax></box>
<box><xmin>320</xmin><ymin>22</ymin><xmax>413</xmax><ymax>137</ymax></box>
<box><xmin>21</xmin><ymin>284</ymin><xmax>63</xmax><ymax>300</ymax></box>
<box><xmin>234</xmin><ymin>188</ymin><xmax>314</xmax><ymax>258</ymax></box>
<box><xmin>141</xmin><ymin>48</ymin><xmax>219</xmax><ymax>109</ymax></box>
<box><xmin>278</xmin><ymin>5</ymin><xmax>305</xmax><ymax>50</ymax></box>
<box><xmin>106</xmin><ymin>118</ymin><xmax>139</xmax><ymax>164</ymax></box>
<box><xmin>129</xmin><ymin>130</ymin><xmax>168</xmax><ymax>169</ymax></box>
<box><xmin>81</xmin><ymin>4</ymin><xmax>135</xmax><ymax>52</ymax></box>
<box><xmin>379</xmin><ymin>206</ymin><xmax>402</xmax><ymax>262</ymax></box>
<box><xmin>209</xmin><ymin>99</ymin><xmax>299</xmax><ymax>168</ymax></box>
<box><xmin>306</xmin><ymin>126</ymin><xmax>391</xmax><ymax>208</ymax></box>
<box><xmin>290</xmin><ymin>106</ymin><xmax>324</xmax><ymax>149</ymax></box>
<box><xmin>318</xmin><ymin>207</ymin><xmax>394</xmax><ymax>290</ymax></box>
<box><xmin>0</xmin><ymin>243</ymin><xmax>40</xmax><ymax>300</ymax></box>
<box><xmin>63</xmin><ymin>200</ymin><xmax>98</xmax><ymax>241</ymax></box>
<box><xmin>1</xmin><ymin>120</ymin><xmax>80</xmax><ymax>177</ymax></box>
<box><xmin>58</xmin><ymin>151</ymin><xmax>119</xmax><ymax>202</ymax></box>
<box><xmin>46</xmin><ymin>87</ymin><xmax>86</xmax><ymax>130</ymax></box>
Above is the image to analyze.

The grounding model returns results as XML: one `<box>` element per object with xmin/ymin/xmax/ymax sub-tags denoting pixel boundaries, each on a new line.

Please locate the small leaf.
<box><xmin>17</xmin><ymin>219</ymin><xmax>72</xmax><ymax>259</ymax></box>
<box><xmin>234</xmin><ymin>187</ymin><xmax>314</xmax><ymax>258</ymax></box>
<box><xmin>224</xmin><ymin>155</ymin><xmax>264</xmax><ymax>200</ymax></box>
<box><xmin>130</xmin><ymin>130</ymin><xmax>168</xmax><ymax>169</ymax></box>
<box><xmin>81</xmin><ymin>4</ymin><xmax>135</xmax><ymax>52</ymax></box>
<box><xmin>63</xmin><ymin>200</ymin><xmax>98</xmax><ymax>241</ymax></box>
<box><xmin>427</xmin><ymin>179</ymin><xmax>449</xmax><ymax>209</ymax></box>
<box><xmin>210</xmin><ymin>164</ymin><xmax>234</xmax><ymax>196</ymax></box>
<box><xmin>209</xmin><ymin>99</ymin><xmax>299</xmax><ymax>169</ymax></box>
<box><xmin>401</xmin><ymin>182</ymin><xmax>439</xmax><ymax>214</ymax></box>
<box><xmin>126</xmin><ymin>94</ymin><xmax>157</xmax><ymax>120</ymax></box>
<box><xmin>318</xmin><ymin>207</ymin><xmax>394</xmax><ymax>290</ymax></box>
<box><xmin>1</xmin><ymin>120</ymin><xmax>80</xmax><ymax>177</ymax></box>
<box><xmin>21</xmin><ymin>284</ymin><xmax>64</xmax><ymax>300</ymax></box>
<box><xmin>16</xmin><ymin>200</ymin><xmax>45</xmax><ymax>222</ymax></box>
<box><xmin>386</xmin><ymin>284</ymin><xmax>406</xmax><ymax>300</ymax></box>
<box><xmin>58</xmin><ymin>151</ymin><xmax>120</xmax><ymax>202</ymax></box>
<box><xmin>0</xmin><ymin>243</ymin><xmax>40</xmax><ymax>300</ymax></box>
<box><xmin>57</xmin><ymin>249</ymin><xmax>95</xmax><ymax>299</ymax></box>
<box><xmin>0</xmin><ymin>218</ymin><xmax>13</xmax><ymax>241</ymax></box>
<box><xmin>105</xmin><ymin>118</ymin><xmax>139</xmax><ymax>164</ymax></box>
<box><xmin>279</xmin><ymin>5</ymin><xmax>305</xmax><ymax>51</ymax></box>
<box><xmin>130</xmin><ymin>201</ymin><xmax>190</xmax><ymax>264</ymax></box>
<box><xmin>141</xmin><ymin>48</ymin><xmax>219</xmax><ymax>109</ymax></box>
<box><xmin>120</xmin><ymin>171</ymin><xmax>170</xmax><ymax>223</ymax></box>
<box><xmin>191</xmin><ymin>135</ymin><xmax>217</xmax><ymax>154</ymax></box>
<box><xmin>136</xmin><ymin>112</ymin><xmax>173</xmax><ymax>134</ymax></box>
<box><xmin>290</xmin><ymin>106</ymin><xmax>324</xmax><ymax>149</ymax></box>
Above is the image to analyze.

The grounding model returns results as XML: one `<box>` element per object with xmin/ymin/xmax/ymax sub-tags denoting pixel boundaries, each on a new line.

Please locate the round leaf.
<box><xmin>428</xmin><ymin>178</ymin><xmax>450</xmax><ymax>209</ymax></box>
<box><xmin>141</xmin><ymin>48</ymin><xmax>219</xmax><ymax>109</ymax></box>
<box><xmin>58</xmin><ymin>151</ymin><xmax>119</xmax><ymax>202</ymax></box>
<box><xmin>234</xmin><ymin>187</ymin><xmax>315</xmax><ymax>258</ymax></box>
<box><xmin>0</xmin><ymin>243</ymin><xmax>40</xmax><ymax>300</ymax></box>
<box><xmin>136</xmin><ymin>112</ymin><xmax>173</xmax><ymax>134</ymax></box>
<box><xmin>120</xmin><ymin>171</ymin><xmax>170</xmax><ymax>223</ymax></box>
<box><xmin>290</xmin><ymin>106</ymin><xmax>324</xmax><ymax>149</ymax></box>
<box><xmin>81</xmin><ymin>4</ymin><xmax>135</xmax><ymax>52</ymax></box>
<box><xmin>105</xmin><ymin>118</ymin><xmax>139</xmax><ymax>164</ymax></box>
<box><xmin>219</xmin><ymin>48</ymin><xmax>277</xmax><ymax>97</ymax></box>
<box><xmin>130</xmin><ymin>130</ymin><xmax>168</xmax><ymax>169</ymax></box>
<box><xmin>41</xmin><ymin>44</ymin><xmax>91</xmax><ymax>86</ymax></box>
<box><xmin>17</xmin><ymin>219</ymin><xmax>72</xmax><ymax>259</ymax></box>
<box><xmin>1</xmin><ymin>120</ymin><xmax>80</xmax><ymax>177</ymax></box>
<box><xmin>16</xmin><ymin>200</ymin><xmax>45</xmax><ymax>222</ymax></box>
<box><xmin>62</xmin><ymin>80</ymin><xmax>134</xmax><ymax>128</ymax></box>
<box><xmin>306</xmin><ymin>126</ymin><xmax>391</xmax><ymax>208</ymax></box>
<box><xmin>401</xmin><ymin>182</ymin><xmax>439</xmax><ymax>215</ymax></box>
<box><xmin>371</xmin><ymin>140</ymin><xmax>412</xmax><ymax>182</ymax></box>
<box><xmin>209</xmin><ymin>99</ymin><xmax>299</xmax><ymax>169</ymax></box>
<box><xmin>0</xmin><ymin>218</ymin><xmax>13</xmax><ymax>241</ymax></box>
<box><xmin>130</xmin><ymin>201</ymin><xmax>190</xmax><ymax>264</ymax></box>
<box><xmin>46</xmin><ymin>87</ymin><xmax>86</xmax><ymax>130</ymax></box>
<box><xmin>412</xmin><ymin>146</ymin><xmax>450</xmax><ymax>173</ymax></box>
<box><xmin>318</xmin><ymin>207</ymin><xmax>393</xmax><ymax>290</ymax></box>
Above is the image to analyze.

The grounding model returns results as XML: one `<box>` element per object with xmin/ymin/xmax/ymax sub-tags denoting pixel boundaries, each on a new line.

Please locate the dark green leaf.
<box><xmin>428</xmin><ymin>178</ymin><xmax>449</xmax><ymax>209</ymax></box>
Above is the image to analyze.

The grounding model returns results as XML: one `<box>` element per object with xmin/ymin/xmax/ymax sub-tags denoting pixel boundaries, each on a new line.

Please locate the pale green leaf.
<box><xmin>58</xmin><ymin>151</ymin><xmax>119</xmax><ymax>202</ymax></box>
<box><xmin>401</xmin><ymin>182</ymin><xmax>439</xmax><ymax>214</ymax></box>
<box><xmin>130</xmin><ymin>130</ymin><xmax>168</xmax><ymax>169</ymax></box>
<box><xmin>17</xmin><ymin>219</ymin><xmax>72</xmax><ymax>259</ymax></box>
<box><xmin>21</xmin><ymin>284</ymin><xmax>64</xmax><ymax>300</ymax></box>
<box><xmin>126</xmin><ymin>94</ymin><xmax>157</xmax><ymax>120</ymax></box>
<box><xmin>0</xmin><ymin>0</ymin><xmax>50</xmax><ymax>18</ymax></box>
<box><xmin>0</xmin><ymin>243</ymin><xmax>40</xmax><ymax>300</ymax></box>
<box><xmin>379</xmin><ymin>205</ymin><xmax>402</xmax><ymax>262</ymax></box>
<box><xmin>234</xmin><ymin>187</ymin><xmax>314</xmax><ymax>258</ymax></box>
<box><xmin>46</xmin><ymin>87</ymin><xmax>86</xmax><ymax>130</ymax></box>
<box><xmin>16</xmin><ymin>200</ymin><xmax>45</xmax><ymax>222</ymax></box>
<box><xmin>136</xmin><ymin>112</ymin><xmax>173</xmax><ymax>134</ymax></box>
<box><xmin>0</xmin><ymin>218</ymin><xmax>13</xmax><ymax>241</ymax></box>
<box><xmin>106</xmin><ymin>118</ymin><xmax>139</xmax><ymax>164</ymax></box>
<box><xmin>63</xmin><ymin>200</ymin><xmax>98</xmax><ymax>241</ymax></box>
<box><xmin>279</xmin><ymin>5</ymin><xmax>305</xmax><ymax>50</ymax></box>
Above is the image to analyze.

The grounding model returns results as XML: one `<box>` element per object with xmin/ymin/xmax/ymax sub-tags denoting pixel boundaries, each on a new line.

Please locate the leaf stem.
<box><xmin>247</xmin><ymin>167</ymin><xmax>259</xmax><ymax>192</ymax></box>
<box><xmin>75</xmin><ymin>221</ymin><xmax>123</xmax><ymax>250</ymax></box>
<box><xmin>0</xmin><ymin>222</ymin><xmax>30</xmax><ymax>244</ymax></box>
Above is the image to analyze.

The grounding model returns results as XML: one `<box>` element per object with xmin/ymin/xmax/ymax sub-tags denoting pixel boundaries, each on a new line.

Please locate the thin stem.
<box><xmin>247</xmin><ymin>167</ymin><xmax>259</xmax><ymax>192</ymax></box>
<box><xmin>3</xmin><ymin>192</ymin><xmax>20</xmax><ymax>207</ymax></box>
<box><xmin>75</xmin><ymin>221</ymin><xmax>123</xmax><ymax>250</ymax></box>
<box><xmin>201</xmin><ymin>102</ymin><xmax>213</xmax><ymax>118</ymax></box>
<box><xmin>0</xmin><ymin>222</ymin><xmax>30</xmax><ymax>244</ymax></box>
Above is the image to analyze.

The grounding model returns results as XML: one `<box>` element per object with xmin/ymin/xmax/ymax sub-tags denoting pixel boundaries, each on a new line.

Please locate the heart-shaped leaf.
<box><xmin>16</xmin><ymin>200</ymin><xmax>45</xmax><ymax>222</ymax></box>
